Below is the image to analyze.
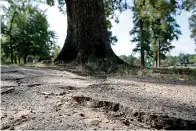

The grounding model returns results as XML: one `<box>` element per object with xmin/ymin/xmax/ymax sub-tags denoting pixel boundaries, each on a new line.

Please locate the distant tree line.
<box><xmin>119</xmin><ymin>53</ymin><xmax>196</xmax><ymax>67</ymax></box>
<box><xmin>161</xmin><ymin>54</ymin><xmax>196</xmax><ymax>67</ymax></box>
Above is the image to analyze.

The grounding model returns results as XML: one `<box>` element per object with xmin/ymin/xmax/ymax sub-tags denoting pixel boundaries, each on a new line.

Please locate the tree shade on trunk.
<box><xmin>55</xmin><ymin>0</ymin><xmax>124</xmax><ymax>65</ymax></box>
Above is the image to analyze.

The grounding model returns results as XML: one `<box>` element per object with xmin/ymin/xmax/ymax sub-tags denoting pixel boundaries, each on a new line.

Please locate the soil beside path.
<box><xmin>1</xmin><ymin>66</ymin><xmax>196</xmax><ymax>130</ymax></box>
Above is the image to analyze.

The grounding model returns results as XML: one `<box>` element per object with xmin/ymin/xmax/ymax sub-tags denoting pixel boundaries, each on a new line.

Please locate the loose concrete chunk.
<box><xmin>1</xmin><ymin>87</ymin><xmax>15</xmax><ymax>95</ymax></box>
<box><xmin>90</xmin><ymin>120</ymin><xmax>101</xmax><ymax>126</ymax></box>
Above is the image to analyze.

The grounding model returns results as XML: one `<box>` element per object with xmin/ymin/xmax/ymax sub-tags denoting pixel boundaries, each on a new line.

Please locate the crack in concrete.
<box><xmin>72</xmin><ymin>95</ymin><xmax>196</xmax><ymax>130</ymax></box>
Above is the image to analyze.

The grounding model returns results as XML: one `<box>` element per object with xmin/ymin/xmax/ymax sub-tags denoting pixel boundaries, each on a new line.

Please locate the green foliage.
<box><xmin>119</xmin><ymin>55</ymin><xmax>137</xmax><ymax>66</ymax></box>
<box><xmin>188</xmin><ymin>54</ymin><xmax>196</xmax><ymax>63</ymax></box>
<box><xmin>130</xmin><ymin>8</ymin><xmax>151</xmax><ymax>55</ymax></box>
<box><xmin>161</xmin><ymin>55</ymin><xmax>178</xmax><ymax>66</ymax></box>
<box><xmin>119</xmin><ymin>55</ymin><xmax>141</xmax><ymax>66</ymax></box>
<box><xmin>183</xmin><ymin>0</ymin><xmax>196</xmax><ymax>12</ymax></box>
<box><xmin>51</xmin><ymin>45</ymin><xmax>61</xmax><ymax>60</ymax></box>
<box><xmin>105</xmin><ymin>18</ymin><xmax>118</xmax><ymax>45</ymax></box>
<box><xmin>1</xmin><ymin>0</ymin><xmax>58</xmax><ymax>64</ymax></box>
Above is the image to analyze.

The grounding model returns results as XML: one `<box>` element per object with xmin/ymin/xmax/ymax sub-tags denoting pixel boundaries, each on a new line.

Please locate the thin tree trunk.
<box><xmin>17</xmin><ymin>49</ymin><xmax>20</xmax><ymax>64</ymax></box>
<box><xmin>55</xmin><ymin>0</ymin><xmax>124</xmax><ymax>65</ymax></box>
<box><xmin>23</xmin><ymin>54</ymin><xmax>27</xmax><ymax>64</ymax></box>
<box><xmin>155</xmin><ymin>54</ymin><xmax>158</xmax><ymax>67</ymax></box>
<box><xmin>8</xmin><ymin>11</ymin><xmax>17</xmax><ymax>64</ymax></box>
<box><xmin>157</xmin><ymin>41</ymin><xmax>160</xmax><ymax>67</ymax></box>
<box><xmin>139</xmin><ymin>19</ymin><xmax>145</xmax><ymax>67</ymax></box>
<box><xmin>10</xmin><ymin>43</ymin><xmax>14</xmax><ymax>63</ymax></box>
<box><xmin>23</xmin><ymin>57</ymin><xmax>26</xmax><ymax>64</ymax></box>
<box><xmin>14</xmin><ymin>53</ymin><xmax>17</xmax><ymax>64</ymax></box>
<box><xmin>156</xmin><ymin>18</ymin><xmax>161</xmax><ymax>67</ymax></box>
<box><xmin>18</xmin><ymin>56</ymin><xmax>21</xmax><ymax>64</ymax></box>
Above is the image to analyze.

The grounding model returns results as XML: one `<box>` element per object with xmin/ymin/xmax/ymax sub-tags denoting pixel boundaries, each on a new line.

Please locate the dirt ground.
<box><xmin>1</xmin><ymin>66</ymin><xmax>196</xmax><ymax>130</ymax></box>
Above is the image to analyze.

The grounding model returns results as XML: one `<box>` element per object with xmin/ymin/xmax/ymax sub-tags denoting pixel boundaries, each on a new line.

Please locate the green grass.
<box><xmin>113</xmin><ymin>65</ymin><xmax>196</xmax><ymax>83</ymax></box>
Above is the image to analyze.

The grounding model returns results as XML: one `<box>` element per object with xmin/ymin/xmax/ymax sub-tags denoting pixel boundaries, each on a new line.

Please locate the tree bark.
<box><xmin>139</xmin><ymin>19</ymin><xmax>145</xmax><ymax>67</ymax></box>
<box><xmin>55</xmin><ymin>0</ymin><xmax>124</xmax><ymax>65</ymax></box>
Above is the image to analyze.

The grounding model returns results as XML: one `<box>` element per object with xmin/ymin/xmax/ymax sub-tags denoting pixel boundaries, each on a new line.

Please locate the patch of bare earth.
<box><xmin>1</xmin><ymin>66</ymin><xmax>196</xmax><ymax>130</ymax></box>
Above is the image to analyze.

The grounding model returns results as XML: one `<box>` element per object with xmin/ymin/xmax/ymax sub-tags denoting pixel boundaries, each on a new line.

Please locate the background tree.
<box><xmin>130</xmin><ymin>0</ymin><xmax>151</xmax><ymax>67</ymax></box>
<box><xmin>150</xmin><ymin>15</ymin><xmax>181</xmax><ymax>66</ymax></box>
<box><xmin>1</xmin><ymin>0</ymin><xmax>57</xmax><ymax>64</ymax></box>
<box><xmin>119</xmin><ymin>55</ymin><xmax>137</xmax><ymax>66</ymax></box>
<box><xmin>161</xmin><ymin>55</ymin><xmax>178</xmax><ymax>66</ymax></box>
<box><xmin>130</xmin><ymin>0</ymin><xmax>181</xmax><ymax>67</ymax></box>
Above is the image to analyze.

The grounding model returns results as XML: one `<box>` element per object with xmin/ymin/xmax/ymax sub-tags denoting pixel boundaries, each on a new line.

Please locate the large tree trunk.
<box><xmin>139</xmin><ymin>19</ymin><xmax>145</xmax><ymax>67</ymax></box>
<box><xmin>55</xmin><ymin>0</ymin><xmax>124</xmax><ymax>65</ymax></box>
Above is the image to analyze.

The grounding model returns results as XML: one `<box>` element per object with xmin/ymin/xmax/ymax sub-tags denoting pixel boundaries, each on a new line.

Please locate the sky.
<box><xmin>1</xmin><ymin>1</ymin><xmax>196</xmax><ymax>57</ymax></box>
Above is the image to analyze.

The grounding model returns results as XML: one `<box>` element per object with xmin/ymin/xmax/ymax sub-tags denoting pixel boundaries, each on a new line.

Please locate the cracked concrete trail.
<box><xmin>1</xmin><ymin>66</ymin><xmax>196</xmax><ymax>130</ymax></box>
